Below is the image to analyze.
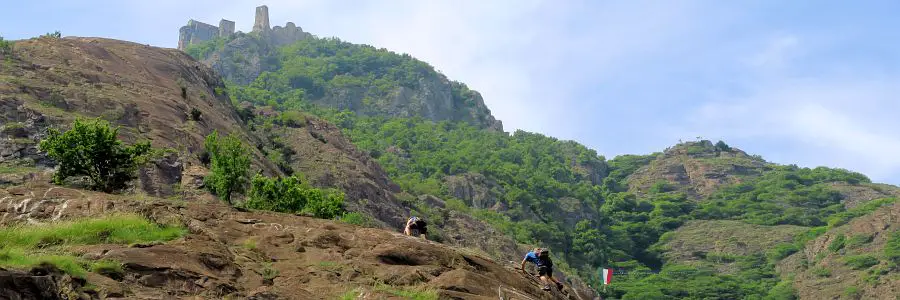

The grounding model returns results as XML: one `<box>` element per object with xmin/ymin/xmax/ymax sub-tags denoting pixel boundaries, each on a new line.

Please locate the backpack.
<box><xmin>409</xmin><ymin>217</ymin><xmax>426</xmax><ymax>227</ymax></box>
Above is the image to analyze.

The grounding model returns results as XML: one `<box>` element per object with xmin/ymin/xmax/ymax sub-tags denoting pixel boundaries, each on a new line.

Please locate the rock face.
<box><xmin>307</xmin><ymin>69</ymin><xmax>505</xmax><ymax>131</ymax></box>
<box><xmin>443</xmin><ymin>173</ymin><xmax>502</xmax><ymax>209</ymax></box>
<box><xmin>253</xmin><ymin>5</ymin><xmax>270</xmax><ymax>32</ymax></box>
<box><xmin>0</xmin><ymin>264</ymin><xmax>94</xmax><ymax>300</ymax></box>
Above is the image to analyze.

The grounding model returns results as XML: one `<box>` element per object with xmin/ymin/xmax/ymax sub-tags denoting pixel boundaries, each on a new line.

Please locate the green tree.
<box><xmin>204</xmin><ymin>130</ymin><xmax>251</xmax><ymax>204</ymax></box>
<box><xmin>39</xmin><ymin>118</ymin><xmax>152</xmax><ymax>193</ymax></box>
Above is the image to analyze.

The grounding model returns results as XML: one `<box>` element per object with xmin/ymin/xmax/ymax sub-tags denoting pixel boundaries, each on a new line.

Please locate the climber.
<box><xmin>403</xmin><ymin>216</ymin><xmax>428</xmax><ymax>239</ymax></box>
<box><xmin>519</xmin><ymin>248</ymin><xmax>563</xmax><ymax>291</ymax></box>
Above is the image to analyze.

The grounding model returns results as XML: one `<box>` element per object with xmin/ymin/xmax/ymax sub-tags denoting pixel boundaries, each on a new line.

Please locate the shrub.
<box><xmin>828</xmin><ymin>234</ymin><xmax>845</xmax><ymax>252</ymax></box>
<box><xmin>649</xmin><ymin>180</ymin><xmax>677</xmax><ymax>193</ymax></box>
<box><xmin>244</xmin><ymin>174</ymin><xmax>346</xmax><ymax>219</ymax></box>
<box><xmin>846</xmin><ymin>234</ymin><xmax>873</xmax><ymax>248</ymax></box>
<box><xmin>0</xmin><ymin>36</ymin><xmax>12</xmax><ymax>55</ymax></box>
<box><xmin>768</xmin><ymin>243</ymin><xmax>800</xmax><ymax>261</ymax></box>
<box><xmin>189</xmin><ymin>108</ymin><xmax>202</xmax><ymax>121</ymax></box>
<box><xmin>204</xmin><ymin>130</ymin><xmax>251</xmax><ymax>204</ymax></box>
<box><xmin>39</xmin><ymin>118</ymin><xmax>152</xmax><ymax>193</ymax></box>
<box><xmin>812</xmin><ymin>267</ymin><xmax>831</xmax><ymax>278</ymax></box>
<box><xmin>339</xmin><ymin>212</ymin><xmax>367</xmax><ymax>226</ymax></box>
<box><xmin>843</xmin><ymin>255</ymin><xmax>879</xmax><ymax>270</ymax></box>
<box><xmin>279</xmin><ymin>111</ymin><xmax>306</xmax><ymax>127</ymax></box>
<box><xmin>714</xmin><ymin>140</ymin><xmax>732</xmax><ymax>152</ymax></box>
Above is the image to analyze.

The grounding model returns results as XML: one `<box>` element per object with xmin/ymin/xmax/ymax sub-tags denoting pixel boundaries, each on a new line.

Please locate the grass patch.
<box><xmin>844</xmin><ymin>286</ymin><xmax>861</xmax><ymax>300</ymax></box>
<box><xmin>0</xmin><ymin>213</ymin><xmax>186</xmax><ymax>248</ymax></box>
<box><xmin>0</xmin><ymin>247</ymin><xmax>87</xmax><ymax>277</ymax></box>
<box><xmin>90</xmin><ymin>259</ymin><xmax>124</xmax><ymax>279</ymax></box>
<box><xmin>0</xmin><ymin>165</ymin><xmax>38</xmax><ymax>175</ymax></box>
<box><xmin>241</xmin><ymin>238</ymin><xmax>258</xmax><ymax>250</ymax></box>
<box><xmin>340</xmin><ymin>288</ymin><xmax>362</xmax><ymax>300</ymax></box>
<box><xmin>0</xmin><ymin>213</ymin><xmax>186</xmax><ymax>277</ymax></box>
<box><xmin>338</xmin><ymin>211</ymin><xmax>369</xmax><ymax>226</ymax></box>
<box><xmin>373</xmin><ymin>282</ymin><xmax>439</xmax><ymax>300</ymax></box>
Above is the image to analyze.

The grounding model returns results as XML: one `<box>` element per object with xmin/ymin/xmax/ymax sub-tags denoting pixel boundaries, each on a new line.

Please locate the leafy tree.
<box><xmin>39</xmin><ymin>118</ymin><xmax>152</xmax><ymax>193</ymax></box>
<box><xmin>203</xmin><ymin>130</ymin><xmax>251</xmax><ymax>204</ymax></box>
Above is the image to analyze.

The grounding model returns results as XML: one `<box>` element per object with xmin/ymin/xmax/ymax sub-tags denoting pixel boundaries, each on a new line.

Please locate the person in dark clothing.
<box><xmin>520</xmin><ymin>248</ymin><xmax>563</xmax><ymax>291</ymax></box>
<box><xmin>403</xmin><ymin>216</ymin><xmax>428</xmax><ymax>239</ymax></box>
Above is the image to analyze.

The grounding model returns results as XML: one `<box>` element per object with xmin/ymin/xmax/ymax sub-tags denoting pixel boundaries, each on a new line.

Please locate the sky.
<box><xmin>2</xmin><ymin>0</ymin><xmax>900</xmax><ymax>184</ymax></box>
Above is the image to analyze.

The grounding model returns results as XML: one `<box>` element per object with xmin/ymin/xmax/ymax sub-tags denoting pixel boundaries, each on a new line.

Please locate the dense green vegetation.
<box><xmin>39</xmin><ymin>118</ymin><xmax>154</xmax><ymax>193</ymax></box>
<box><xmin>186</xmin><ymin>34</ymin><xmax>899</xmax><ymax>298</ymax></box>
<box><xmin>695</xmin><ymin>165</ymin><xmax>870</xmax><ymax>226</ymax></box>
<box><xmin>244</xmin><ymin>174</ymin><xmax>346</xmax><ymax>219</ymax></box>
<box><xmin>216</xmin><ymin>36</ymin><xmax>496</xmax><ymax>128</ymax></box>
<box><xmin>0</xmin><ymin>214</ymin><xmax>186</xmax><ymax>276</ymax></box>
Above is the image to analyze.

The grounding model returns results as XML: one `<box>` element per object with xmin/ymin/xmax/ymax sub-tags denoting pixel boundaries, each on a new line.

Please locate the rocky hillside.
<box><xmin>0</xmin><ymin>35</ymin><xmax>601</xmax><ymax>299</ymax></box>
<box><xmin>778</xmin><ymin>202</ymin><xmax>899</xmax><ymax>300</ymax></box>
<box><xmin>0</xmin><ymin>36</ymin><xmax>282</xmax><ymax>194</ymax></box>
<box><xmin>0</xmin><ymin>182</ymin><xmax>583</xmax><ymax>300</ymax></box>
<box><xmin>625</xmin><ymin>140</ymin><xmax>773</xmax><ymax>200</ymax></box>
<box><xmin>0</xmin><ymin>35</ymin><xmax>425</xmax><ymax>228</ymax></box>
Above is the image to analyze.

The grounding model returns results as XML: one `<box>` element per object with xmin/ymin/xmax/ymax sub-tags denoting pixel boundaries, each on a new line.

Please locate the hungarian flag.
<box><xmin>602</xmin><ymin>268</ymin><xmax>613</xmax><ymax>285</ymax></box>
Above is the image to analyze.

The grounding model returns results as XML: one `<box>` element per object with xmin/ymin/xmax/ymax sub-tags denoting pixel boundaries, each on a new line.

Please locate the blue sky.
<box><xmin>3</xmin><ymin>1</ymin><xmax>900</xmax><ymax>184</ymax></box>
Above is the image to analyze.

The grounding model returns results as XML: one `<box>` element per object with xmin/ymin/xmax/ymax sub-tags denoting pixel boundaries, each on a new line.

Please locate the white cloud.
<box><xmin>684</xmin><ymin>40</ymin><xmax>900</xmax><ymax>182</ymax></box>
<box><xmin>745</xmin><ymin>34</ymin><xmax>799</xmax><ymax>70</ymax></box>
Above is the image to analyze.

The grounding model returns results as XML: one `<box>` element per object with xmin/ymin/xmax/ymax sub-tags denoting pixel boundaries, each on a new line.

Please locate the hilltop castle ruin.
<box><xmin>178</xmin><ymin>5</ymin><xmax>310</xmax><ymax>50</ymax></box>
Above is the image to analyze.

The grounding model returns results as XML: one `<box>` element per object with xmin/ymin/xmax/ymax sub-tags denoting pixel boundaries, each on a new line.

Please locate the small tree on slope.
<box><xmin>39</xmin><ymin>118</ymin><xmax>152</xmax><ymax>193</ymax></box>
<box><xmin>204</xmin><ymin>130</ymin><xmax>250</xmax><ymax>204</ymax></box>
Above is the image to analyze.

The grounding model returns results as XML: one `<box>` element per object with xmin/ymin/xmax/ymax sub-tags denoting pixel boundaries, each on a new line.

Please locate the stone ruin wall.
<box><xmin>178</xmin><ymin>5</ymin><xmax>310</xmax><ymax>51</ymax></box>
